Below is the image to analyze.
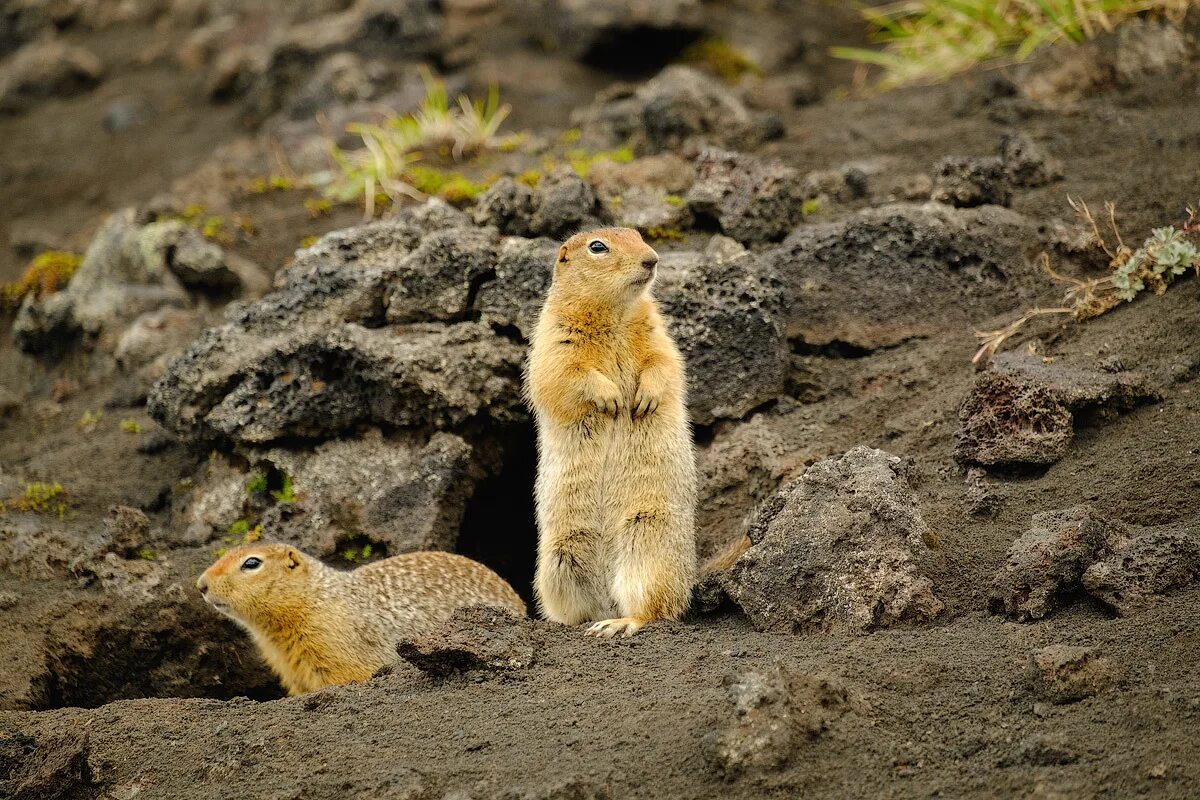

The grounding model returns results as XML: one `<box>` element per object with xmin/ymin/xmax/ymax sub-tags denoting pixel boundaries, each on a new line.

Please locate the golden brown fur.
<box><xmin>197</xmin><ymin>543</ymin><xmax>526</xmax><ymax>694</ymax></box>
<box><xmin>526</xmin><ymin>227</ymin><xmax>697</xmax><ymax>638</ymax></box>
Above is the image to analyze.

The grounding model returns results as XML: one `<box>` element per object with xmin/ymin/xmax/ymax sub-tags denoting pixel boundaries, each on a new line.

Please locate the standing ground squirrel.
<box><xmin>526</xmin><ymin>227</ymin><xmax>697</xmax><ymax>638</ymax></box>
<box><xmin>198</xmin><ymin>543</ymin><xmax>526</xmax><ymax>694</ymax></box>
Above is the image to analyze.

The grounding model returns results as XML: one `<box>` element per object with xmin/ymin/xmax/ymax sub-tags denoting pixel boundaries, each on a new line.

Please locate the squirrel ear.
<box><xmin>285</xmin><ymin>548</ymin><xmax>302</xmax><ymax>570</ymax></box>
<box><xmin>557</xmin><ymin>244</ymin><xmax>569</xmax><ymax>265</ymax></box>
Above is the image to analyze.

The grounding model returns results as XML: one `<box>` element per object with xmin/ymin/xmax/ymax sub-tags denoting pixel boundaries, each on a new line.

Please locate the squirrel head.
<box><xmin>554</xmin><ymin>228</ymin><xmax>660</xmax><ymax>306</ymax></box>
<box><xmin>197</xmin><ymin>543</ymin><xmax>315</xmax><ymax>630</ymax></box>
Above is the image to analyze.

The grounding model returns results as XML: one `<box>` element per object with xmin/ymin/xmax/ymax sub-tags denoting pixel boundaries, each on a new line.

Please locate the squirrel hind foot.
<box><xmin>585</xmin><ymin>617</ymin><xmax>647</xmax><ymax>639</ymax></box>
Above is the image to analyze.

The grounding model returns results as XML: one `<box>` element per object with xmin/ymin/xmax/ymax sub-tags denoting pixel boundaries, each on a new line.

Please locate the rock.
<box><xmin>931</xmin><ymin>156</ymin><xmax>1011</xmax><ymax>208</ymax></box>
<box><xmin>0</xmin><ymin>386</ymin><xmax>18</xmax><ymax>417</ymax></box>
<box><xmin>473</xmin><ymin>177</ymin><xmax>537</xmax><ymax>237</ymax></box>
<box><xmin>602</xmin><ymin>187</ymin><xmax>693</xmax><ymax>232</ymax></box>
<box><xmin>1110</xmin><ymin>18</ymin><xmax>1189</xmax><ymax>86</ymax></box>
<box><xmin>963</xmin><ymin>467</ymin><xmax>1002</xmax><ymax>517</ymax></box>
<box><xmin>1027</xmin><ymin>644</ymin><xmax>1118</xmax><ymax>704</ymax></box>
<box><xmin>148</xmin><ymin>203</ymin><xmax>526</xmax><ymax>446</ymax></box>
<box><xmin>139</xmin><ymin>220</ymin><xmax>268</xmax><ymax>294</ymax></box>
<box><xmin>0</xmin><ymin>39</ymin><xmax>102</xmax><ymax>113</ymax></box>
<box><xmin>475</xmin><ymin>236</ymin><xmax>557</xmax><ymax>339</ymax></box>
<box><xmin>1000</xmin><ymin>132</ymin><xmax>1063</xmax><ymax>188</ymax></box>
<box><xmin>384</xmin><ymin>226</ymin><xmax>498</xmax><ymax>324</ymax></box>
<box><xmin>528</xmin><ymin>167</ymin><xmax>604</xmax><ymax>239</ymax></box>
<box><xmin>721</xmin><ymin>446</ymin><xmax>944</xmax><ymax>633</ymax></box>
<box><xmin>396</xmin><ymin>606</ymin><xmax>535</xmax><ymax>678</ymax></box>
<box><xmin>704</xmin><ymin>666</ymin><xmax>849</xmax><ymax>778</ymax></box>
<box><xmin>102</xmin><ymin>506</ymin><xmax>151</xmax><ymax>556</ymax></box>
<box><xmin>1082</xmin><ymin>522</ymin><xmax>1200</xmax><ymax>616</ymax></box>
<box><xmin>765</xmin><ymin>203</ymin><xmax>1034</xmax><ymax>351</ymax></box>
<box><xmin>955</xmin><ymin>370</ymin><xmax>1075</xmax><ymax>467</ymax></box>
<box><xmin>572</xmin><ymin>66</ymin><xmax>754</xmax><ymax>154</ymax></box>
<box><xmin>956</xmin><ymin>353</ymin><xmax>1159</xmax><ymax>468</ymax></box>
<box><xmin>588</xmin><ymin>153</ymin><xmax>695</xmax><ymax>196</ymax></box>
<box><xmin>254</xmin><ymin>430</ymin><xmax>478</xmax><ymax>557</ymax></box>
<box><xmin>657</xmin><ymin>249</ymin><xmax>787</xmax><ymax>424</ymax></box>
<box><xmin>685</xmin><ymin>148</ymin><xmax>804</xmax><ymax>244</ymax></box>
<box><xmin>179</xmin><ymin>454</ymin><xmax>248</xmax><ymax>546</ymax></box>
<box><xmin>12</xmin><ymin>291</ymin><xmax>78</xmax><ymax>356</ymax></box>
<box><xmin>151</xmin><ymin>321</ymin><xmax>525</xmax><ymax>445</ymax></box>
<box><xmin>114</xmin><ymin>307</ymin><xmax>207</xmax><ymax>375</ymax></box>
<box><xmin>991</xmin><ymin>506</ymin><xmax>1128</xmax><ymax>621</ymax></box>
<box><xmin>549</xmin><ymin>0</ymin><xmax>704</xmax><ymax>65</ymax></box>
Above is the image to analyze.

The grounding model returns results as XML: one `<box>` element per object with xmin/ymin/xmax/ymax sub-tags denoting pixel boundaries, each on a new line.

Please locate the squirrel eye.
<box><xmin>587</xmin><ymin>240</ymin><xmax>609</xmax><ymax>254</ymax></box>
<box><xmin>241</xmin><ymin>557</ymin><xmax>263</xmax><ymax>571</ymax></box>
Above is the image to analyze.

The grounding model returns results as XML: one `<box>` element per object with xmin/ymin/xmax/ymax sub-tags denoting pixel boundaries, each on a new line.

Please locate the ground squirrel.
<box><xmin>198</xmin><ymin>543</ymin><xmax>526</xmax><ymax>694</ymax></box>
<box><xmin>526</xmin><ymin>227</ymin><xmax>697</xmax><ymax>638</ymax></box>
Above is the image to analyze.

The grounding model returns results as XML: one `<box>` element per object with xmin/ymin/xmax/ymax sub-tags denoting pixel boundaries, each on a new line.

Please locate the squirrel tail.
<box><xmin>699</xmin><ymin>533</ymin><xmax>751</xmax><ymax>576</ymax></box>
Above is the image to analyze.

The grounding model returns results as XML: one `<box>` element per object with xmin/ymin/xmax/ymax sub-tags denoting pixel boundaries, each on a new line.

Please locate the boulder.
<box><xmin>990</xmin><ymin>506</ymin><xmax>1129</xmax><ymax>621</ymax></box>
<box><xmin>685</xmin><ymin>148</ymin><xmax>804</xmax><ymax>244</ymax></box>
<box><xmin>721</xmin><ymin>446</ymin><xmax>943</xmax><ymax>633</ymax></box>
<box><xmin>0</xmin><ymin>39</ymin><xmax>102</xmax><ymax>113</ymax></box>
<box><xmin>254</xmin><ymin>429</ymin><xmax>478</xmax><ymax>557</ymax></box>
<box><xmin>1082</xmin><ymin>522</ymin><xmax>1200</xmax><ymax>616</ymax></box>
<box><xmin>764</xmin><ymin>203</ymin><xmax>1034</xmax><ymax>351</ymax></box>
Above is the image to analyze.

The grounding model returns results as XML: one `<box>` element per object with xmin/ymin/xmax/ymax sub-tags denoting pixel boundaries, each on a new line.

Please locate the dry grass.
<box><xmin>832</xmin><ymin>0</ymin><xmax>1192</xmax><ymax>89</ymax></box>
<box><xmin>972</xmin><ymin>198</ymin><xmax>1200</xmax><ymax>366</ymax></box>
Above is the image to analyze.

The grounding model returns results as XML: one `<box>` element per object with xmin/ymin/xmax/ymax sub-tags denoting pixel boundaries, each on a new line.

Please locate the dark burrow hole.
<box><xmin>580</xmin><ymin>26</ymin><xmax>702</xmax><ymax>76</ymax></box>
<box><xmin>30</xmin><ymin>599</ymin><xmax>286</xmax><ymax>710</ymax></box>
<box><xmin>457</xmin><ymin>422</ymin><xmax>539</xmax><ymax>604</ymax></box>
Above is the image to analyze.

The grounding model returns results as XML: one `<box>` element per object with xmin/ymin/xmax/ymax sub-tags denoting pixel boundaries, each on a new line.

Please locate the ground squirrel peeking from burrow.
<box><xmin>197</xmin><ymin>543</ymin><xmax>526</xmax><ymax>694</ymax></box>
<box><xmin>526</xmin><ymin>227</ymin><xmax>698</xmax><ymax>638</ymax></box>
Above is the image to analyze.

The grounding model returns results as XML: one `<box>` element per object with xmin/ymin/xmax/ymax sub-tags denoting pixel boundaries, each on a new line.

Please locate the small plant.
<box><xmin>299</xmin><ymin>234</ymin><xmax>320</xmax><ymax>248</ymax></box>
<box><xmin>802</xmin><ymin>198</ymin><xmax>823</xmax><ymax>216</ymax></box>
<box><xmin>832</xmin><ymin>0</ymin><xmax>1192</xmax><ymax>89</ymax></box>
<box><xmin>135</xmin><ymin>548</ymin><xmax>157</xmax><ymax>561</ymax></box>
<box><xmin>341</xmin><ymin>543</ymin><xmax>374</xmax><ymax>562</ymax></box>
<box><xmin>643</xmin><ymin>226</ymin><xmax>684</xmax><ymax>242</ymax></box>
<box><xmin>565</xmin><ymin>146</ymin><xmax>634</xmax><ymax>178</ymax></box>
<box><xmin>119</xmin><ymin>418</ymin><xmax>142</xmax><ymax>434</ymax></box>
<box><xmin>217</xmin><ymin>520</ymin><xmax>264</xmax><ymax>556</ymax></box>
<box><xmin>228</xmin><ymin>519</ymin><xmax>252</xmax><ymax>537</ymax></box>
<box><xmin>245</xmin><ymin>472</ymin><xmax>269</xmax><ymax>495</ymax></box>
<box><xmin>246</xmin><ymin>175</ymin><xmax>298</xmax><ymax>194</ymax></box>
<box><xmin>681</xmin><ymin>38</ymin><xmax>763</xmax><ymax>83</ymax></box>
<box><xmin>77</xmin><ymin>410</ymin><xmax>102</xmax><ymax>432</ymax></box>
<box><xmin>663</xmin><ymin>194</ymin><xmax>684</xmax><ymax>207</ymax></box>
<box><xmin>517</xmin><ymin>169</ymin><xmax>542</xmax><ymax>187</ymax></box>
<box><xmin>1</xmin><ymin>251</ymin><xmax>82</xmax><ymax>309</ymax></box>
<box><xmin>3</xmin><ymin>482</ymin><xmax>68</xmax><ymax>518</ymax></box>
<box><xmin>304</xmin><ymin>197</ymin><xmax>332</xmax><ymax>218</ymax></box>
<box><xmin>973</xmin><ymin>198</ymin><xmax>1200</xmax><ymax>365</ymax></box>
<box><xmin>323</xmin><ymin>69</ymin><xmax>511</xmax><ymax>214</ymax></box>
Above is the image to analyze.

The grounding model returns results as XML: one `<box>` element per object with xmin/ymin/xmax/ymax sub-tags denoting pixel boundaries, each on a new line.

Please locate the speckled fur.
<box><xmin>198</xmin><ymin>544</ymin><xmax>526</xmax><ymax>694</ymax></box>
<box><xmin>526</xmin><ymin>228</ymin><xmax>697</xmax><ymax>638</ymax></box>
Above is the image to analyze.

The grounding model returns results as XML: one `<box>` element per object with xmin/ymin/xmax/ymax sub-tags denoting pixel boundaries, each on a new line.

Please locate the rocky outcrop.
<box><xmin>721</xmin><ymin>446</ymin><xmax>944</xmax><ymax>633</ymax></box>
<box><xmin>685</xmin><ymin>148</ymin><xmax>805</xmax><ymax>244</ymax></box>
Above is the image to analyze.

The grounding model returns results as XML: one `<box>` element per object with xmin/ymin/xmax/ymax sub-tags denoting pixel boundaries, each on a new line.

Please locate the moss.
<box><xmin>404</xmin><ymin>166</ymin><xmax>492</xmax><ymax>205</ymax></box>
<box><xmin>304</xmin><ymin>197</ymin><xmax>332</xmax><ymax>219</ymax></box>
<box><xmin>566</xmin><ymin>146</ymin><xmax>635</xmax><ymax>178</ymax></box>
<box><xmin>559</xmin><ymin>128</ymin><xmax>582</xmax><ymax>144</ymax></box>
<box><xmin>200</xmin><ymin>216</ymin><xmax>226</xmax><ymax>241</ymax></box>
<box><xmin>299</xmin><ymin>234</ymin><xmax>320</xmax><ymax>249</ymax></box>
<box><xmin>119</xmin><ymin>418</ymin><xmax>142</xmax><ymax>434</ymax></box>
<box><xmin>245</xmin><ymin>472</ymin><xmax>268</xmax><ymax>495</ymax></box>
<box><xmin>802</xmin><ymin>198</ymin><xmax>823</xmax><ymax>216</ymax></box>
<box><xmin>179</xmin><ymin>203</ymin><xmax>207</xmax><ymax>223</ymax></box>
<box><xmin>663</xmin><ymin>195</ymin><xmax>684</xmax><ymax>207</ymax></box>
<box><xmin>77</xmin><ymin>410</ymin><xmax>101</xmax><ymax>431</ymax></box>
<box><xmin>246</xmin><ymin>175</ymin><xmax>297</xmax><ymax>194</ymax></box>
<box><xmin>135</xmin><ymin>548</ymin><xmax>157</xmax><ymax>561</ymax></box>
<box><xmin>1</xmin><ymin>251</ymin><xmax>83</xmax><ymax>309</ymax></box>
<box><xmin>517</xmin><ymin>169</ymin><xmax>542</xmax><ymax>187</ymax></box>
<box><xmin>681</xmin><ymin>38</ymin><xmax>763</xmax><ymax>83</ymax></box>
<box><xmin>643</xmin><ymin>226</ymin><xmax>685</xmax><ymax>242</ymax></box>
<box><xmin>228</xmin><ymin>519</ymin><xmax>251</xmax><ymax>537</ymax></box>
<box><xmin>3</xmin><ymin>482</ymin><xmax>67</xmax><ymax>517</ymax></box>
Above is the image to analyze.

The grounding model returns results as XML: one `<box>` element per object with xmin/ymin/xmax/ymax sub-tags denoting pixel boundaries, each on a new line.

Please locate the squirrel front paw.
<box><xmin>632</xmin><ymin>375</ymin><xmax>663</xmax><ymax>419</ymax></box>
<box><xmin>584</xmin><ymin>371</ymin><xmax>622</xmax><ymax>417</ymax></box>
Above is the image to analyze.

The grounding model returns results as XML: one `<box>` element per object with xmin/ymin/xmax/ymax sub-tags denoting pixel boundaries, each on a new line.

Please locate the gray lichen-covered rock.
<box><xmin>704</xmin><ymin>666</ymin><xmax>850</xmax><ymax>778</ymax></box>
<box><xmin>931</xmin><ymin>155</ymin><xmax>1012</xmax><ymax>208</ymax></box>
<box><xmin>990</xmin><ymin>506</ymin><xmax>1129</xmax><ymax>621</ymax></box>
<box><xmin>657</xmin><ymin>249</ymin><xmax>787</xmax><ymax>424</ymax></box>
<box><xmin>253</xmin><ymin>429</ymin><xmax>478</xmax><ymax>557</ymax></box>
<box><xmin>528</xmin><ymin>167</ymin><xmax>605</xmax><ymax>239</ymax></box>
<box><xmin>384</xmin><ymin>226</ymin><xmax>499</xmax><ymax>324</ymax></box>
<box><xmin>1082</xmin><ymin>522</ymin><xmax>1200</xmax><ymax>616</ymax></box>
<box><xmin>685</xmin><ymin>148</ymin><xmax>804</xmax><ymax>244</ymax></box>
<box><xmin>956</xmin><ymin>353</ymin><xmax>1159</xmax><ymax>467</ymax></box>
<box><xmin>396</xmin><ymin>606</ymin><xmax>535</xmax><ymax>678</ymax></box>
<box><xmin>721</xmin><ymin>446</ymin><xmax>944</xmax><ymax>634</ymax></box>
<box><xmin>764</xmin><ymin>203</ymin><xmax>1034</xmax><ymax>351</ymax></box>
<box><xmin>1027</xmin><ymin>645</ymin><xmax>1119</xmax><ymax>704</ymax></box>
<box><xmin>572</xmin><ymin>66</ymin><xmax>754</xmax><ymax>154</ymax></box>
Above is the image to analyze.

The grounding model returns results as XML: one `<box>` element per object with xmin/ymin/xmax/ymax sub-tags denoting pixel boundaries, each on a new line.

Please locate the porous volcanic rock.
<box><xmin>1082</xmin><ymin>521</ymin><xmax>1200</xmax><ymax>616</ymax></box>
<box><xmin>1027</xmin><ymin>645</ymin><xmax>1119</xmax><ymax>704</ymax></box>
<box><xmin>721</xmin><ymin>446</ymin><xmax>944</xmax><ymax>633</ymax></box>
<box><xmin>931</xmin><ymin>155</ymin><xmax>1012</xmax><ymax>208</ymax></box>
<box><xmin>685</xmin><ymin>148</ymin><xmax>804</xmax><ymax>244</ymax></box>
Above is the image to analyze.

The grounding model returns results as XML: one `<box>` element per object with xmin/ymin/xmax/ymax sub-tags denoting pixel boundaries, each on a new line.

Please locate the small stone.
<box><xmin>1027</xmin><ymin>644</ymin><xmax>1118</xmax><ymax>704</ymax></box>
<box><xmin>1082</xmin><ymin>523</ymin><xmax>1200</xmax><ymax>616</ymax></box>
<box><xmin>685</xmin><ymin>148</ymin><xmax>805</xmax><ymax>244</ymax></box>
<box><xmin>931</xmin><ymin>155</ymin><xmax>1011</xmax><ymax>208</ymax></box>
<box><xmin>1000</xmin><ymin>132</ymin><xmax>1063</xmax><ymax>188</ymax></box>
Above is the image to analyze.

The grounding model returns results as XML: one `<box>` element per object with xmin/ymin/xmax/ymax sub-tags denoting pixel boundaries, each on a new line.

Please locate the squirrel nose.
<box><xmin>641</xmin><ymin>253</ymin><xmax>658</xmax><ymax>270</ymax></box>
<box><xmin>197</xmin><ymin>576</ymin><xmax>208</xmax><ymax>595</ymax></box>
